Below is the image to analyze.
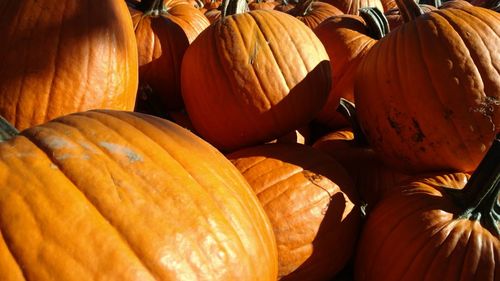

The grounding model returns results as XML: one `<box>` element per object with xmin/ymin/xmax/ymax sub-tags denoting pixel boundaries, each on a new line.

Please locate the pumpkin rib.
<box><xmin>0</xmin><ymin>228</ymin><xmax>28</xmax><ymax>280</ymax></box>
<box><xmin>236</xmin><ymin>156</ymin><xmax>268</xmax><ymax>175</ymax></box>
<box><xmin>19</xmin><ymin>124</ymin><xmax>161</xmax><ymax>279</ymax></box>
<box><xmin>113</xmin><ymin>111</ymin><xmax>271</xmax><ymax>277</ymax></box>
<box><xmin>449</xmin><ymin>224</ymin><xmax>474</xmax><ymax>281</ymax></box>
<box><xmin>247</xmin><ymin>12</ymin><xmax>292</xmax><ymax>93</ymax></box>
<box><xmin>51</xmin><ymin>112</ymin><xmax>261</xmax><ymax>279</ymax></box>
<box><xmin>413</xmin><ymin>18</ymin><xmax>476</xmax><ymax>165</ymax></box>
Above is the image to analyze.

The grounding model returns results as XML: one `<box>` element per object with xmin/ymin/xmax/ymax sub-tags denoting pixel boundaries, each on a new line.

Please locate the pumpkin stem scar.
<box><xmin>0</xmin><ymin>115</ymin><xmax>19</xmax><ymax>142</ymax></box>
<box><xmin>444</xmin><ymin>133</ymin><xmax>500</xmax><ymax>237</ymax></box>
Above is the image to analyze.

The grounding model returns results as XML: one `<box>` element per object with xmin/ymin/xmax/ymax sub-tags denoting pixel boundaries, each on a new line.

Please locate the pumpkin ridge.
<box><xmin>0</xmin><ymin>228</ymin><xmax>28</xmax><ymax>280</ymax></box>
<box><xmin>19</xmin><ymin>123</ymin><xmax>161</xmax><ymax>279</ymax></box>
<box><xmin>449</xmin><ymin>223</ymin><xmax>475</xmax><ymax>280</ymax></box>
<box><xmin>413</xmin><ymin>16</ymin><xmax>477</xmax><ymax>166</ymax></box>
<box><xmin>260</xmin><ymin>168</ymin><xmax>307</xmax><ymax>207</ymax></box>
<box><xmin>36</xmin><ymin>112</ymin><xmax>256</xmax><ymax>280</ymax></box>
<box><xmin>235</xmin><ymin>156</ymin><xmax>268</xmax><ymax>175</ymax></box>
<box><xmin>252</xmin><ymin>165</ymin><xmax>303</xmax><ymax>200</ymax></box>
<box><xmin>110</xmin><ymin>111</ymin><xmax>271</xmax><ymax>278</ymax></box>
<box><xmin>247</xmin><ymin>11</ymin><xmax>292</xmax><ymax>94</ymax></box>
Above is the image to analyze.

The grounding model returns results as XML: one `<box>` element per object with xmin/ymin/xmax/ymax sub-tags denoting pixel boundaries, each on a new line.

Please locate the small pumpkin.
<box><xmin>228</xmin><ymin>143</ymin><xmax>360</xmax><ymax>281</ymax></box>
<box><xmin>0</xmin><ymin>110</ymin><xmax>278</xmax><ymax>280</ymax></box>
<box><xmin>0</xmin><ymin>0</ymin><xmax>138</xmax><ymax>130</ymax></box>
<box><xmin>355</xmin><ymin>134</ymin><xmax>500</xmax><ymax>281</ymax></box>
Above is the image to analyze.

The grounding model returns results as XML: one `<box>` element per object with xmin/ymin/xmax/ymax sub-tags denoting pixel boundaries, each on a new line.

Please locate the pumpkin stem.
<box><xmin>336</xmin><ymin>98</ymin><xmax>369</xmax><ymax>146</ymax></box>
<box><xmin>418</xmin><ymin>0</ymin><xmax>441</xmax><ymax>7</ymax></box>
<box><xmin>395</xmin><ymin>0</ymin><xmax>424</xmax><ymax>22</ymax></box>
<box><xmin>446</xmin><ymin>134</ymin><xmax>500</xmax><ymax>237</ymax></box>
<box><xmin>359</xmin><ymin>7</ymin><xmax>390</xmax><ymax>40</ymax></box>
<box><xmin>221</xmin><ymin>0</ymin><xmax>249</xmax><ymax>17</ymax></box>
<box><xmin>0</xmin><ymin>116</ymin><xmax>19</xmax><ymax>142</ymax></box>
<box><xmin>128</xmin><ymin>0</ymin><xmax>167</xmax><ymax>16</ymax></box>
<box><xmin>288</xmin><ymin>0</ymin><xmax>315</xmax><ymax>17</ymax></box>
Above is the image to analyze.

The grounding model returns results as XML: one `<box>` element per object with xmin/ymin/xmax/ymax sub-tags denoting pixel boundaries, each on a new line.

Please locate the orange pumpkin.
<box><xmin>287</xmin><ymin>0</ymin><xmax>344</xmax><ymax>29</ymax></box>
<box><xmin>355</xmin><ymin>135</ymin><xmax>499</xmax><ymax>281</ymax></box>
<box><xmin>0</xmin><ymin>110</ymin><xmax>278</xmax><ymax>280</ymax></box>
<box><xmin>181</xmin><ymin>3</ymin><xmax>331</xmax><ymax>151</ymax></box>
<box><xmin>0</xmin><ymin>0</ymin><xmax>138</xmax><ymax>130</ymax></box>
<box><xmin>228</xmin><ymin>143</ymin><xmax>360</xmax><ymax>281</ymax></box>
<box><xmin>129</xmin><ymin>0</ymin><xmax>210</xmax><ymax>112</ymax></box>
<box><xmin>355</xmin><ymin>0</ymin><xmax>500</xmax><ymax>173</ymax></box>
<box><xmin>320</xmin><ymin>0</ymin><xmax>384</xmax><ymax>14</ymax></box>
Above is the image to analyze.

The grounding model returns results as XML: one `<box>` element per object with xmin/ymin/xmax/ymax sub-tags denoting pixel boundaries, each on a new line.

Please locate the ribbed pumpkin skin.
<box><xmin>181</xmin><ymin>10</ymin><xmax>331</xmax><ymax>151</ymax></box>
<box><xmin>0</xmin><ymin>111</ymin><xmax>277</xmax><ymax>280</ymax></box>
<box><xmin>0</xmin><ymin>0</ymin><xmax>138</xmax><ymax>131</ymax></box>
<box><xmin>355</xmin><ymin>173</ymin><xmax>499</xmax><ymax>281</ymax></box>
<box><xmin>314</xmin><ymin>15</ymin><xmax>377</xmax><ymax>129</ymax></box>
<box><xmin>355</xmin><ymin>7</ymin><xmax>500</xmax><ymax>173</ymax></box>
<box><xmin>130</xmin><ymin>3</ymin><xmax>210</xmax><ymax>111</ymax></box>
<box><xmin>228</xmin><ymin>143</ymin><xmax>360</xmax><ymax>281</ymax></box>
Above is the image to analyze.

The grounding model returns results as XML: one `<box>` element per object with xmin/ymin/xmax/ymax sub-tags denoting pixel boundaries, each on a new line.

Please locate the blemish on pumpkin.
<box><xmin>40</xmin><ymin>136</ymin><xmax>77</xmax><ymax>150</ymax></box>
<box><xmin>411</xmin><ymin>119</ymin><xmax>425</xmax><ymax>143</ymax></box>
<box><xmin>303</xmin><ymin>170</ymin><xmax>333</xmax><ymax>215</ymax></box>
<box><xmin>387</xmin><ymin>116</ymin><xmax>401</xmax><ymax>134</ymax></box>
<box><xmin>443</xmin><ymin>109</ymin><xmax>453</xmax><ymax>120</ymax></box>
<box><xmin>471</xmin><ymin>96</ymin><xmax>498</xmax><ymax>132</ymax></box>
<box><xmin>55</xmin><ymin>154</ymin><xmax>90</xmax><ymax>161</ymax></box>
<box><xmin>98</xmin><ymin>142</ymin><xmax>143</xmax><ymax>163</ymax></box>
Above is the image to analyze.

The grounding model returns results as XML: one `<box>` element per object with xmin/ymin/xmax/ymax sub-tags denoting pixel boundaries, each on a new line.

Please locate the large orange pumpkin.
<box><xmin>355</xmin><ymin>134</ymin><xmax>499</xmax><ymax>281</ymax></box>
<box><xmin>0</xmin><ymin>0</ymin><xmax>138</xmax><ymax>130</ymax></box>
<box><xmin>181</xmin><ymin>5</ymin><xmax>331</xmax><ymax>151</ymax></box>
<box><xmin>0</xmin><ymin>110</ymin><xmax>278</xmax><ymax>280</ymax></box>
<box><xmin>355</xmin><ymin>0</ymin><xmax>500</xmax><ymax>173</ymax></box>
<box><xmin>228</xmin><ymin>143</ymin><xmax>360</xmax><ymax>281</ymax></box>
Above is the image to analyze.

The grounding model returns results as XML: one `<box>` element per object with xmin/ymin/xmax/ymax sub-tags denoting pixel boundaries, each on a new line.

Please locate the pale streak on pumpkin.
<box><xmin>0</xmin><ymin>111</ymin><xmax>277</xmax><ymax>280</ymax></box>
<box><xmin>181</xmin><ymin>10</ymin><xmax>330</xmax><ymax>150</ymax></box>
<box><xmin>0</xmin><ymin>0</ymin><xmax>138</xmax><ymax>131</ymax></box>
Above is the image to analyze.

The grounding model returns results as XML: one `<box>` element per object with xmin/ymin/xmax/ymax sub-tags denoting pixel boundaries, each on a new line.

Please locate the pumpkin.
<box><xmin>320</xmin><ymin>0</ymin><xmax>384</xmax><ymax>15</ymax></box>
<box><xmin>313</xmin><ymin>8</ymin><xmax>387</xmax><ymax>129</ymax></box>
<box><xmin>286</xmin><ymin>0</ymin><xmax>344</xmax><ymax>30</ymax></box>
<box><xmin>228</xmin><ymin>143</ymin><xmax>360</xmax><ymax>281</ymax></box>
<box><xmin>181</xmin><ymin>0</ymin><xmax>331</xmax><ymax>151</ymax></box>
<box><xmin>313</xmin><ymin>100</ymin><xmax>410</xmax><ymax>208</ymax></box>
<box><xmin>0</xmin><ymin>0</ymin><xmax>138</xmax><ymax>131</ymax></box>
<box><xmin>129</xmin><ymin>0</ymin><xmax>210</xmax><ymax>112</ymax></box>
<box><xmin>355</xmin><ymin>0</ymin><xmax>500</xmax><ymax>173</ymax></box>
<box><xmin>355</xmin><ymin>134</ymin><xmax>499</xmax><ymax>281</ymax></box>
<box><xmin>0</xmin><ymin>110</ymin><xmax>278</xmax><ymax>280</ymax></box>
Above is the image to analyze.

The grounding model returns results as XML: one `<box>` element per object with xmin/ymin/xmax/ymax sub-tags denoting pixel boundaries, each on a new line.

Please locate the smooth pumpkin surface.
<box><xmin>181</xmin><ymin>9</ymin><xmax>331</xmax><ymax>151</ymax></box>
<box><xmin>0</xmin><ymin>0</ymin><xmax>138</xmax><ymax>130</ymax></box>
<box><xmin>355</xmin><ymin>5</ymin><xmax>500</xmax><ymax>173</ymax></box>
<box><xmin>228</xmin><ymin>143</ymin><xmax>360</xmax><ymax>281</ymax></box>
<box><xmin>0</xmin><ymin>110</ymin><xmax>277</xmax><ymax>280</ymax></box>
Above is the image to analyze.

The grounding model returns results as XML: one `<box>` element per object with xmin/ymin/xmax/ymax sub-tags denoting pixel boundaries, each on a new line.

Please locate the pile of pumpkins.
<box><xmin>0</xmin><ymin>0</ymin><xmax>498</xmax><ymax>280</ymax></box>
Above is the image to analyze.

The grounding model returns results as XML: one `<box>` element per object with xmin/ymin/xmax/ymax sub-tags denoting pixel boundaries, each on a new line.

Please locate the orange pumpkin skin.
<box><xmin>130</xmin><ymin>2</ymin><xmax>210</xmax><ymax>111</ymax></box>
<box><xmin>287</xmin><ymin>0</ymin><xmax>344</xmax><ymax>30</ymax></box>
<box><xmin>181</xmin><ymin>10</ymin><xmax>331</xmax><ymax>151</ymax></box>
<box><xmin>313</xmin><ymin>128</ymin><xmax>410</xmax><ymax>207</ymax></box>
<box><xmin>355</xmin><ymin>6</ymin><xmax>500</xmax><ymax>173</ymax></box>
<box><xmin>0</xmin><ymin>111</ymin><xmax>278</xmax><ymax>280</ymax></box>
<box><xmin>228</xmin><ymin>143</ymin><xmax>360</xmax><ymax>281</ymax></box>
<box><xmin>314</xmin><ymin>15</ymin><xmax>377</xmax><ymax>129</ymax></box>
<box><xmin>320</xmin><ymin>0</ymin><xmax>383</xmax><ymax>14</ymax></box>
<box><xmin>355</xmin><ymin>172</ymin><xmax>499</xmax><ymax>281</ymax></box>
<box><xmin>0</xmin><ymin>0</ymin><xmax>138</xmax><ymax>131</ymax></box>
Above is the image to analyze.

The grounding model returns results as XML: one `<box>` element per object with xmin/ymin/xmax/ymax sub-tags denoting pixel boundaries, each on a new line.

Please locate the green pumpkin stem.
<box><xmin>395</xmin><ymin>0</ymin><xmax>424</xmax><ymax>22</ymax></box>
<box><xmin>359</xmin><ymin>7</ymin><xmax>390</xmax><ymax>40</ymax></box>
<box><xmin>418</xmin><ymin>0</ymin><xmax>442</xmax><ymax>8</ymax></box>
<box><xmin>221</xmin><ymin>0</ymin><xmax>249</xmax><ymax>17</ymax></box>
<box><xmin>126</xmin><ymin>0</ymin><xmax>166</xmax><ymax>15</ymax></box>
<box><xmin>336</xmin><ymin>98</ymin><xmax>369</xmax><ymax>146</ymax></box>
<box><xmin>446</xmin><ymin>134</ymin><xmax>500</xmax><ymax>237</ymax></box>
<box><xmin>0</xmin><ymin>116</ymin><xmax>19</xmax><ymax>142</ymax></box>
<box><xmin>288</xmin><ymin>0</ymin><xmax>315</xmax><ymax>17</ymax></box>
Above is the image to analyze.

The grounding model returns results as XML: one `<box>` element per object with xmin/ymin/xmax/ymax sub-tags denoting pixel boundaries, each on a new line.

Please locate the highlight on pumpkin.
<box><xmin>0</xmin><ymin>0</ymin><xmax>498</xmax><ymax>280</ymax></box>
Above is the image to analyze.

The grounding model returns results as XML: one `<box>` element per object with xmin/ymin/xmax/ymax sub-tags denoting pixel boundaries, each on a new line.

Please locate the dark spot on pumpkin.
<box><xmin>443</xmin><ymin>109</ymin><xmax>453</xmax><ymax>120</ymax></box>
<box><xmin>419</xmin><ymin>146</ymin><xmax>426</xmax><ymax>152</ymax></box>
<box><xmin>411</xmin><ymin>118</ymin><xmax>425</xmax><ymax>143</ymax></box>
<box><xmin>387</xmin><ymin>116</ymin><xmax>401</xmax><ymax>134</ymax></box>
